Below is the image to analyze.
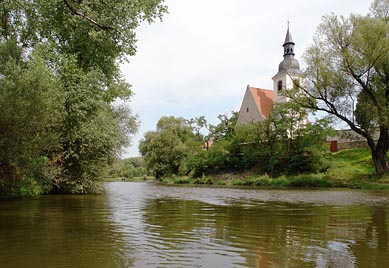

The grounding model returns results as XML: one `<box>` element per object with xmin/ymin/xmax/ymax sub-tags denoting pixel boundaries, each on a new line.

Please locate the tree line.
<box><xmin>139</xmin><ymin>103</ymin><xmax>333</xmax><ymax>180</ymax></box>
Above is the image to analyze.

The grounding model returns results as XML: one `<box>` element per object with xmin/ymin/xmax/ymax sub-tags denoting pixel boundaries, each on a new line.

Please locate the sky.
<box><xmin>121</xmin><ymin>0</ymin><xmax>373</xmax><ymax>157</ymax></box>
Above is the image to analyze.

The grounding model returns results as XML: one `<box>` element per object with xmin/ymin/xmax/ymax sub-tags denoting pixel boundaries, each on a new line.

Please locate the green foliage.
<box><xmin>230</xmin><ymin>174</ymin><xmax>332</xmax><ymax>188</ymax></box>
<box><xmin>325</xmin><ymin>148</ymin><xmax>374</xmax><ymax>184</ymax></box>
<box><xmin>0</xmin><ymin>177</ymin><xmax>44</xmax><ymax>199</ymax></box>
<box><xmin>139</xmin><ymin>116</ymin><xmax>196</xmax><ymax>179</ymax></box>
<box><xmin>287</xmin><ymin>174</ymin><xmax>332</xmax><ymax>187</ymax></box>
<box><xmin>57</xmin><ymin>56</ymin><xmax>138</xmax><ymax>193</ymax></box>
<box><xmin>0</xmin><ymin>42</ymin><xmax>62</xmax><ymax>197</ymax></box>
<box><xmin>192</xmin><ymin>103</ymin><xmax>332</xmax><ymax>178</ymax></box>
<box><xmin>209</xmin><ymin>112</ymin><xmax>238</xmax><ymax>141</ymax></box>
<box><xmin>0</xmin><ymin>0</ymin><xmax>166</xmax><ymax>197</ymax></box>
<box><xmin>173</xmin><ymin>177</ymin><xmax>193</xmax><ymax>184</ymax></box>
<box><xmin>193</xmin><ymin>177</ymin><xmax>213</xmax><ymax>185</ymax></box>
<box><xmin>153</xmin><ymin>148</ymin><xmax>388</xmax><ymax>189</ymax></box>
<box><xmin>292</xmin><ymin>0</ymin><xmax>389</xmax><ymax>175</ymax></box>
<box><xmin>186</xmin><ymin>140</ymin><xmax>232</xmax><ymax>177</ymax></box>
<box><xmin>106</xmin><ymin>157</ymin><xmax>148</xmax><ymax>179</ymax></box>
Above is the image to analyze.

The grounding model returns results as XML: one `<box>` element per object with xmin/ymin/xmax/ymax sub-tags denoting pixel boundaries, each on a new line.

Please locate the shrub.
<box><xmin>288</xmin><ymin>174</ymin><xmax>332</xmax><ymax>187</ymax></box>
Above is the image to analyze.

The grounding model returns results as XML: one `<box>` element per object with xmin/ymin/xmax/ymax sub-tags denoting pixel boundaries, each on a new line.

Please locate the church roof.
<box><xmin>249</xmin><ymin>87</ymin><xmax>274</xmax><ymax>118</ymax></box>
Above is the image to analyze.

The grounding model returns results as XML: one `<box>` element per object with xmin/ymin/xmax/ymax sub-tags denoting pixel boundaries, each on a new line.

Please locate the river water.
<box><xmin>1</xmin><ymin>182</ymin><xmax>388</xmax><ymax>268</ymax></box>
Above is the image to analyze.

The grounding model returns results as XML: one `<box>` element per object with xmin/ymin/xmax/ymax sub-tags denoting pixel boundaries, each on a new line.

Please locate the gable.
<box><xmin>236</xmin><ymin>86</ymin><xmax>274</xmax><ymax>126</ymax></box>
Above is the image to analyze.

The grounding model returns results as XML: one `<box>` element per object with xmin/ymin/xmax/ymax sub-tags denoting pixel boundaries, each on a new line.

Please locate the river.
<box><xmin>1</xmin><ymin>182</ymin><xmax>388</xmax><ymax>268</ymax></box>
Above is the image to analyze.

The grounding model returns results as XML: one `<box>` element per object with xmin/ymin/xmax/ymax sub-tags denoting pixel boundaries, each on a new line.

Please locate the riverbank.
<box><xmin>159</xmin><ymin>148</ymin><xmax>389</xmax><ymax>190</ymax></box>
<box><xmin>159</xmin><ymin>174</ymin><xmax>389</xmax><ymax>190</ymax></box>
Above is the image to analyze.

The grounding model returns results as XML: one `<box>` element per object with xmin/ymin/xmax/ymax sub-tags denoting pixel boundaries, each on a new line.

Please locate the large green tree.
<box><xmin>0</xmin><ymin>41</ymin><xmax>62</xmax><ymax>197</ymax></box>
<box><xmin>139</xmin><ymin>116</ymin><xmax>196</xmax><ymax>179</ymax></box>
<box><xmin>0</xmin><ymin>0</ymin><xmax>167</xmax><ymax>195</ymax></box>
<box><xmin>286</xmin><ymin>0</ymin><xmax>389</xmax><ymax>175</ymax></box>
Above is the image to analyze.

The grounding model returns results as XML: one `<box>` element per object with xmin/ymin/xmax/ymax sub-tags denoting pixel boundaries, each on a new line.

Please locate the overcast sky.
<box><xmin>121</xmin><ymin>0</ymin><xmax>373</xmax><ymax>157</ymax></box>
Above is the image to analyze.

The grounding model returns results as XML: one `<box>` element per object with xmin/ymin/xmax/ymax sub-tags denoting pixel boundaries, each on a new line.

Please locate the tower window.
<box><xmin>246</xmin><ymin>107</ymin><xmax>249</xmax><ymax>113</ymax></box>
<box><xmin>278</xmin><ymin>80</ymin><xmax>283</xmax><ymax>91</ymax></box>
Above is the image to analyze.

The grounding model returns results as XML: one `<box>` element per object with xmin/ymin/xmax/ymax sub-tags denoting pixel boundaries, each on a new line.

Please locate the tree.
<box><xmin>286</xmin><ymin>0</ymin><xmax>389</xmax><ymax>175</ymax></box>
<box><xmin>0</xmin><ymin>41</ymin><xmax>62</xmax><ymax>197</ymax></box>
<box><xmin>229</xmin><ymin>103</ymin><xmax>331</xmax><ymax>177</ymax></box>
<box><xmin>0</xmin><ymin>0</ymin><xmax>167</xmax><ymax>195</ymax></box>
<box><xmin>139</xmin><ymin>116</ymin><xmax>196</xmax><ymax>179</ymax></box>
<box><xmin>106</xmin><ymin>157</ymin><xmax>147</xmax><ymax>179</ymax></box>
<box><xmin>187</xmin><ymin>116</ymin><xmax>209</xmax><ymax>141</ymax></box>
<box><xmin>209</xmin><ymin>112</ymin><xmax>238</xmax><ymax>141</ymax></box>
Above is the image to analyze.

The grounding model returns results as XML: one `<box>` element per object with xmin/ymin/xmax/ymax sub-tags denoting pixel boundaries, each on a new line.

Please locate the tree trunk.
<box><xmin>370</xmin><ymin>128</ymin><xmax>389</xmax><ymax>176</ymax></box>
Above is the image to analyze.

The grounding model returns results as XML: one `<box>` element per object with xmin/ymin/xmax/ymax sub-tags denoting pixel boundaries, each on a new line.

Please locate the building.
<box><xmin>236</xmin><ymin>25</ymin><xmax>304</xmax><ymax>126</ymax></box>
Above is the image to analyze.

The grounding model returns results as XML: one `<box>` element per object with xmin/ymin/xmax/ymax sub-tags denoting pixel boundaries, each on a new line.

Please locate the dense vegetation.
<box><xmin>139</xmin><ymin>103</ymin><xmax>334</xmax><ymax>181</ymax></box>
<box><xmin>0</xmin><ymin>0</ymin><xmax>167</xmax><ymax>198</ymax></box>
<box><xmin>286</xmin><ymin>0</ymin><xmax>389</xmax><ymax>175</ymax></box>
<box><xmin>105</xmin><ymin>157</ymin><xmax>148</xmax><ymax>181</ymax></box>
<box><xmin>158</xmin><ymin>147</ymin><xmax>389</xmax><ymax>189</ymax></box>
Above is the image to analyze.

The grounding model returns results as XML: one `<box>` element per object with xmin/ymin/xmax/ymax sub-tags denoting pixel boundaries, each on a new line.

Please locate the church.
<box><xmin>236</xmin><ymin>25</ymin><xmax>304</xmax><ymax>126</ymax></box>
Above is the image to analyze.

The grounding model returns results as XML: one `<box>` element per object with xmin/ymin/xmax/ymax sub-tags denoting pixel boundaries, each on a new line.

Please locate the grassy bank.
<box><xmin>160</xmin><ymin>148</ymin><xmax>389</xmax><ymax>189</ymax></box>
<box><xmin>103</xmin><ymin>176</ymin><xmax>154</xmax><ymax>182</ymax></box>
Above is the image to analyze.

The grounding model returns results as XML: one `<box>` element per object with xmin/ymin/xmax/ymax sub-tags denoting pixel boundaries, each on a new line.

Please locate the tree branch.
<box><xmin>62</xmin><ymin>0</ymin><xmax>116</xmax><ymax>31</ymax></box>
<box><xmin>62</xmin><ymin>0</ymin><xmax>136</xmax><ymax>52</ymax></box>
<box><xmin>286</xmin><ymin>80</ymin><xmax>371</xmax><ymax>142</ymax></box>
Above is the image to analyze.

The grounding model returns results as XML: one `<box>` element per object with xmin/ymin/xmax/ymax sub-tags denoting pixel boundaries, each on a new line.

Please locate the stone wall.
<box><xmin>328</xmin><ymin>129</ymin><xmax>373</xmax><ymax>152</ymax></box>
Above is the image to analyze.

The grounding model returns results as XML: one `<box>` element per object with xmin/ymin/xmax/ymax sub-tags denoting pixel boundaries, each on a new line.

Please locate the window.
<box><xmin>246</xmin><ymin>107</ymin><xmax>249</xmax><ymax>113</ymax></box>
<box><xmin>278</xmin><ymin>80</ymin><xmax>283</xmax><ymax>91</ymax></box>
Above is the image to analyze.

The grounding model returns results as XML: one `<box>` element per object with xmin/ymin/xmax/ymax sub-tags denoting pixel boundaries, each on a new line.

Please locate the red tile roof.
<box><xmin>249</xmin><ymin>87</ymin><xmax>274</xmax><ymax>118</ymax></box>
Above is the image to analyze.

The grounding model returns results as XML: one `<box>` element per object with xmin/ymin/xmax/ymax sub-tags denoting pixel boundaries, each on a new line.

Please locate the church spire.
<box><xmin>273</xmin><ymin>21</ymin><xmax>303</xmax><ymax>79</ymax></box>
<box><xmin>283</xmin><ymin>21</ymin><xmax>295</xmax><ymax>57</ymax></box>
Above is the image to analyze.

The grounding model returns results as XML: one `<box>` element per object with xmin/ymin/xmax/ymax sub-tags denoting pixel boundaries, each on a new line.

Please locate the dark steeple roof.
<box><xmin>273</xmin><ymin>22</ymin><xmax>303</xmax><ymax>78</ymax></box>
<box><xmin>284</xmin><ymin>29</ymin><xmax>293</xmax><ymax>43</ymax></box>
<box><xmin>283</xmin><ymin>24</ymin><xmax>295</xmax><ymax>56</ymax></box>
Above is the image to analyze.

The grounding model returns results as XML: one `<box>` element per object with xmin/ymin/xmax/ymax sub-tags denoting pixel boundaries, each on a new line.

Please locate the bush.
<box><xmin>250</xmin><ymin>176</ymin><xmax>272</xmax><ymax>186</ymax></box>
<box><xmin>173</xmin><ymin>177</ymin><xmax>192</xmax><ymax>184</ymax></box>
<box><xmin>193</xmin><ymin>177</ymin><xmax>213</xmax><ymax>185</ymax></box>
<box><xmin>0</xmin><ymin>178</ymin><xmax>43</xmax><ymax>199</ymax></box>
<box><xmin>288</xmin><ymin>174</ymin><xmax>332</xmax><ymax>187</ymax></box>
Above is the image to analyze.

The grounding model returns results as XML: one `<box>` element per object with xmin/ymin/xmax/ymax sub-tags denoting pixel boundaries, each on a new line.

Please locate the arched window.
<box><xmin>246</xmin><ymin>107</ymin><xmax>249</xmax><ymax>113</ymax></box>
<box><xmin>278</xmin><ymin>80</ymin><xmax>283</xmax><ymax>91</ymax></box>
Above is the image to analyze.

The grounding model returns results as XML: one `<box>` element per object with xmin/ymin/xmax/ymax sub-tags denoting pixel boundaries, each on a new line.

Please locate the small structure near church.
<box><xmin>236</xmin><ymin>25</ymin><xmax>304</xmax><ymax>126</ymax></box>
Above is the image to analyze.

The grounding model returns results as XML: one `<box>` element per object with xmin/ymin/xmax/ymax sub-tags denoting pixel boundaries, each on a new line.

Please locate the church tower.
<box><xmin>272</xmin><ymin>23</ymin><xmax>304</xmax><ymax>103</ymax></box>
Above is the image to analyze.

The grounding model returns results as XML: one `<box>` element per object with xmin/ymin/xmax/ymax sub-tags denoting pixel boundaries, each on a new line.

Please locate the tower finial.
<box><xmin>287</xmin><ymin>15</ymin><xmax>290</xmax><ymax>29</ymax></box>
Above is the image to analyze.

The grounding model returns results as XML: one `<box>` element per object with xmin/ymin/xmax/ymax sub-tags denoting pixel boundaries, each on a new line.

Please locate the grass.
<box><xmin>160</xmin><ymin>148</ymin><xmax>389</xmax><ymax>189</ymax></box>
<box><xmin>325</xmin><ymin>148</ymin><xmax>376</xmax><ymax>187</ymax></box>
<box><xmin>231</xmin><ymin>174</ymin><xmax>332</xmax><ymax>188</ymax></box>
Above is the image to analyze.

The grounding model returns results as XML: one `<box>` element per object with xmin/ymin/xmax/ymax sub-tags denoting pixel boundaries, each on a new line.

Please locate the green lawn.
<box><xmin>325</xmin><ymin>148</ymin><xmax>374</xmax><ymax>185</ymax></box>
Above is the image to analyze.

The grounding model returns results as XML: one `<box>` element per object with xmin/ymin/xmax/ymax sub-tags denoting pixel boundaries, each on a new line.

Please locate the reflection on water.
<box><xmin>0</xmin><ymin>182</ymin><xmax>388</xmax><ymax>268</ymax></box>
